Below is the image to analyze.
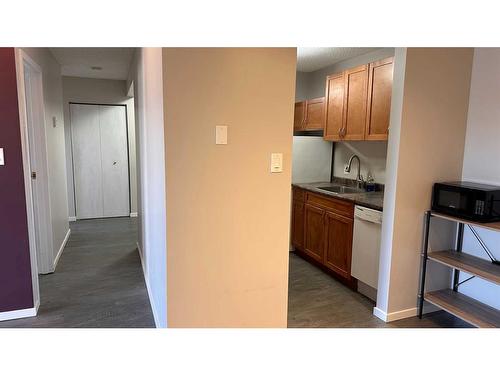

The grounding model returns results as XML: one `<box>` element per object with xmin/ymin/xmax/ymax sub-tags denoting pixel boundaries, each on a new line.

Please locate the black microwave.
<box><xmin>432</xmin><ymin>181</ymin><xmax>500</xmax><ymax>222</ymax></box>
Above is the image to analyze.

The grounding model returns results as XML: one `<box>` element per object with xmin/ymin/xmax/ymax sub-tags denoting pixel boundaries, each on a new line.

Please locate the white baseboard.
<box><xmin>130</xmin><ymin>212</ymin><xmax>138</xmax><ymax>218</ymax></box>
<box><xmin>137</xmin><ymin>242</ymin><xmax>162</xmax><ymax>328</ymax></box>
<box><xmin>0</xmin><ymin>306</ymin><xmax>37</xmax><ymax>322</ymax></box>
<box><xmin>53</xmin><ymin>228</ymin><xmax>71</xmax><ymax>270</ymax></box>
<box><xmin>373</xmin><ymin>306</ymin><xmax>418</xmax><ymax>322</ymax></box>
<box><xmin>68</xmin><ymin>216</ymin><xmax>77</xmax><ymax>222</ymax></box>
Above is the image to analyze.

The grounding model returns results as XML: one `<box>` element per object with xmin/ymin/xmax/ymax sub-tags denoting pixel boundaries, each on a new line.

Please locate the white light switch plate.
<box><xmin>0</xmin><ymin>148</ymin><xmax>4</xmax><ymax>166</ymax></box>
<box><xmin>215</xmin><ymin>125</ymin><xmax>228</xmax><ymax>145</ymax></box>
<box><xmin>270</xmin><ymin>153</ymin><xmax>283</xmax><ymax>173</ymax></box>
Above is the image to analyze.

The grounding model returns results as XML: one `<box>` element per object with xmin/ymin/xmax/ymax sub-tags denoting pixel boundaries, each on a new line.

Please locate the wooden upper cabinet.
<box><xmin>322</xmin><ymin>57</ymin><xmax>394</xmax><ymax>142</ymax></box>
<box><xmin>324</xmin><ymin>73</ymin><xmax>345</xmax><ymax>141</ymax></box>
<box><xmin>303</xmin><ymin>97</ymin><xmax>325</xmax><ymax>130</ymax></box>
<box><xmin>342</xmin><ymin>64</ymin><xmax>368</xmax><ymax>140</ymax></box>
<box><xmin>294</xmin><ymin>98</ymin><xmax>325</xmax><ymax>132</ymax></box>
<box><xmin>294</xmin><ymin>101</ymin><xmax>306</xmax><ymax>131</ymax></box>
<box><xmin>323</xmin><ymin>211</ymin><xmax>353</xmax><ymax>279</ymax></box>
<box><xmin>365</xmin><ymin>57</ymin><xmax>394</xmax><ymax>140</ymax></box>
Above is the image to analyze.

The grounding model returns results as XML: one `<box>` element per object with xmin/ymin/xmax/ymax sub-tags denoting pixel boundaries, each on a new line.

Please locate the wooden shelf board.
<box><xmin>431</xmin><ymin>211</ymin><xmax>500</xmax><ymax>232</ymax></box>
<box><xmin>425</xmin><ymin>289</ymin><xmax>500</xmax><ymax>328</ymax></box>
<box><xmin>428</xmin><ymin>250</ymin><xmax>500</xmax><ymax>285</ymax></box>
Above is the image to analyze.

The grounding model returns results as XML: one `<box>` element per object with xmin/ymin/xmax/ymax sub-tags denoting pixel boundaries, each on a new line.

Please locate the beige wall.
<box><xmin>459</xmin><ymin>48</ymin><xmax>500</xmax><ymax>310</ymax></box>
<box><xmin>375</xmin><ymin>48</ymin><xmax>474</xmax><ymax>320</ymax></box>
<box><xmin>62</xmin><ymin>76</ymin><xmax>137</xmax><ymax>218</ymax></box>
<box><xmin>22</xmin><ymin>48</ymin><xmax>69</xmax><ymax>272</ymax></box>
<box><xmin>164</xmin><ymin>48</ymin><xmax>296</xmax><ymax>327</ymax></box>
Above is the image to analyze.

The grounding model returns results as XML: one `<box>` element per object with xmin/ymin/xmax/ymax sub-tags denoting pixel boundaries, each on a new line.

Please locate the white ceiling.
<box><xmin>297</xmin><ymin>47</ymin><xmax>379</xmax><ymax>72</ymax></box>
<box><xmin>50</xmin><ymin>48</ymin><xmax>135</xmax><ymax>80</ymax></box>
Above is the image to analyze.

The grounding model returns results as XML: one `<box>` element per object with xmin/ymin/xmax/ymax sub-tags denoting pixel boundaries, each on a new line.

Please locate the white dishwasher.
<box><xmin>351</xmin><ymin>205</ymin><xmax>383</xmax><ymax>301</ymax></box>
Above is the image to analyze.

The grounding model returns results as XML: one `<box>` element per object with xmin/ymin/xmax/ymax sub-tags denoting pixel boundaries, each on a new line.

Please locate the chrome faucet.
<box><xmin>344</xmin><ymin>154</ymin><xmax>364</xmax><ymax>183</ymax></box>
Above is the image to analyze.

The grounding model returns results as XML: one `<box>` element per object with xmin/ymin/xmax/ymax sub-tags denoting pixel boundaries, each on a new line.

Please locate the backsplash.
<box><xmin>333</xmin><ymin>141</ymin><xmax>388</xmax><ymax>184</ymax></box>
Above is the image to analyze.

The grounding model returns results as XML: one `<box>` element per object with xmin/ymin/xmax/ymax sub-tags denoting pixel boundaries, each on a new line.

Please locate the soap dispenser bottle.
<box><xmin>366</xmin><ymin>172</ymin><xmax>376</xmax><ymax>192</ymax></box>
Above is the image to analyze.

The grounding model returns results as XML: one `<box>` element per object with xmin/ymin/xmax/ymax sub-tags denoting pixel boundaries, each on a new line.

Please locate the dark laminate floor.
<box><xmin>0</xmin><ymin>217</ymin><xmax>155</xmax><ymax>328</ymax></box>
<box><xmin>287</xmin><ymin>252</ymin><xmax>471</xmax><ymax>328</ymax></box>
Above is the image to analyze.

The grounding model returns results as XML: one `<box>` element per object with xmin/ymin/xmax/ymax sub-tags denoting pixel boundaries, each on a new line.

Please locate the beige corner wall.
<box><xmin>164</xmin><ymin>48</ymin><xmax>296</xmax><ymax>327</ymax></box>
<box><xmin>376</xmin><ymin>48</ymin><xmax>474</xmax><ymax>320</ymax></box>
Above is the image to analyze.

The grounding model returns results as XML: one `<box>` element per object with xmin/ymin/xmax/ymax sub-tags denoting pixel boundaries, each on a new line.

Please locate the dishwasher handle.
<box><xmin>354</xmin><ymin>205</ymin><xmax>383</xmax><ymax>224</ymax></box>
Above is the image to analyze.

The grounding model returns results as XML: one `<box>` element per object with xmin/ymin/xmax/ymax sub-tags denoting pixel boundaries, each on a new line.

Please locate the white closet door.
<box><xmin>71</xmin><ymin>104</ymin><xmax>103</xmax><ymax>219</ymax></box>
<box><xmin>99</xmin><ymin>105</ymin><xmax>130</xmax><ymax>217</ymax></box>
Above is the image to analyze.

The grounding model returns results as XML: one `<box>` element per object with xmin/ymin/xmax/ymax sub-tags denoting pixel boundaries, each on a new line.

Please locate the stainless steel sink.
<box><xmin>318</xmin><ymin>185</ymin><xmax>365</xmax><ymax>194</ymax></box>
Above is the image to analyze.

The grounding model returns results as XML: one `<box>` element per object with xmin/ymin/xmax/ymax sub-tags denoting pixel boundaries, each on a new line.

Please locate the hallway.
<box><xmin>0</xmin><ymin>218</ymin><xmax>155</xmax><ymax>328</ymax></box>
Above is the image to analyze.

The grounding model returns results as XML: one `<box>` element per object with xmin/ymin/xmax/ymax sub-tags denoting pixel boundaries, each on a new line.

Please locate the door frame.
<box><xmin>14</xmin><ymin>48</ymin><xmax>55</xmax><ymax>311</ymax></box>
<box><xmin>68</xmin><ymin>102</ymin><xmax>131</xmax><ymax>219</ymax></box>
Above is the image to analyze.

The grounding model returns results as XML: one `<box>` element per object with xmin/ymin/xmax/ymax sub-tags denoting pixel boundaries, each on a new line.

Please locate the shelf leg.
<box><xmin>418</xmin><ymin>211</ymin><xmax>431</xmax><ymax>319</ymax></box>
<box><xmin>453</xmin><ymin>223</ymin><xmax>464</xmax><ymax>292</ymax></box>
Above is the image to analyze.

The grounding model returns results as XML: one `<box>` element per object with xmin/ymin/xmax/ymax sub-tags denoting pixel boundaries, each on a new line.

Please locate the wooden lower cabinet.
<box><xmin>291</xmin><ymin>187</ymin><xmax>354</xmax><ymax>283</ymax></box>
<box><xmin>324</xmin><ymin>211</ymin><xmax>353</xmax><ymax>279</ymax></box>
<box><xmin>291</xmin><ymin>200</ymin><xmax>305</xmax><ymax>249</ymax></box>
<box><xmin>304</xmin><ymin>204</ymin><xmax>326</xmax><ymax>262</ymax></box>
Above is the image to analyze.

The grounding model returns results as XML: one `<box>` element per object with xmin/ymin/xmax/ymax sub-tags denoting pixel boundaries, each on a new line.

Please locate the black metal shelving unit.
<box><xmin>418</xmin><ymin>210</ymin><xmax>500</xmax><ymax>328</ymax></box>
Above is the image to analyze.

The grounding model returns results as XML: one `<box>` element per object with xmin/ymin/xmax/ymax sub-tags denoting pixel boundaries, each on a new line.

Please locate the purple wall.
<box><xmin>0</xmin><ymin>48</ymin><xmax>34</xmax><ymax>312</ymax></box>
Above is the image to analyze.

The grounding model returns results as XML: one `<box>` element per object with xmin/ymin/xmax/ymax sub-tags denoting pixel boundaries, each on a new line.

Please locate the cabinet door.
<box><xmin>324</xmin><ymin>211</ymin><xmax>353</xmax><ymax>279</ymax></box>
<box><xmin>365</xmin><ymin>57</ymin><xmax>394</xmax><ymax>140</ymax></box>
<box><xmin>323</xmin><ymin>73</ymin><xmax>344</xmax><ymax>141</ymax></box>
<box><xmin>294</xmin><ymin>101</ymin><xmax>306</xmax><ymax>131</ymax></box>
<box><xmin>342</xmin><ymin>65</ymin><xmax>368</xmax><ymax>140</ymax></box>
<box><xmin>304</xmin><ymin>97</ymin><xmax>325</xmax><ymax>130</ymax></box>
<box><xmin>291</xmin><ymin>200</ymin><xmax>305</xmax><ymax>249</ymax></box>
<box><xmin>304</xmin><ymin>204</ymin><xmax>325</xmax><ymax>262</ymax></box>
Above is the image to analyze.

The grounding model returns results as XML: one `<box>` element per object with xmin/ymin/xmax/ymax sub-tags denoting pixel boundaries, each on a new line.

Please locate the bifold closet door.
<box><xmin>71</xmin><ymin>104</ymin><xmax>103</xmax><ymax>219</ymax></box>
<box><xmin>99</xmin><ymin>105</ymin><xmax>130</xmax><ymax>217</ymax></box>
<box><xmin>70</xmin><ymin>104</ymin><xmax>129</xmax><ymax>219</ymax></box>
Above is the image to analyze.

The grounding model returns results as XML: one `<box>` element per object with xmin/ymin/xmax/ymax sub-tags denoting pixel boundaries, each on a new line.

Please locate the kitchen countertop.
<box><xmin>292</xmin><ymin>181</ymin><xmax>384</xmax><ymax>211</ymax></box>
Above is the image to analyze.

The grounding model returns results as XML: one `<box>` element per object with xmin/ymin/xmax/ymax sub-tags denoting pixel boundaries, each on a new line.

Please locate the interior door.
<box><xmin>24</xmin><ymin>61</ymin><xmax>54</xmax><ymax>275</ymax></box>
<box><xmin>71</xmin><ymin>104</ymin><xmax>129</xmax><ymax>219</ymax></box>
<box><xmin>71</xmin><ymin>104</ymin><xmax>103</xmax><ymax>219</ymax></box>
<box><xmin>99</xmin><ymin>105</ymin><xmax>130</xmax><ymax>217</ymax></box>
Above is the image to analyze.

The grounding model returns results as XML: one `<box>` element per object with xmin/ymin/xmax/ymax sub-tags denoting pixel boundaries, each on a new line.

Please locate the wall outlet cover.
<box><xmin>215</xmin><ymin>125</ymin><xmax>228</xmax><ymax>145</ymax></box>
